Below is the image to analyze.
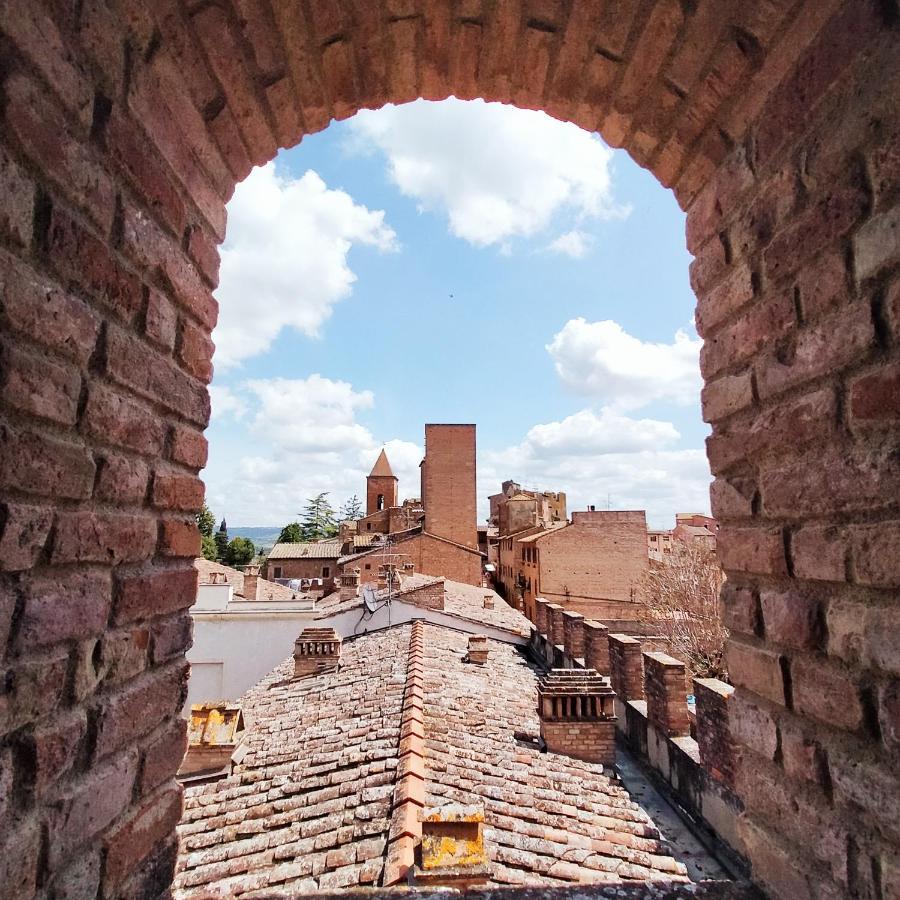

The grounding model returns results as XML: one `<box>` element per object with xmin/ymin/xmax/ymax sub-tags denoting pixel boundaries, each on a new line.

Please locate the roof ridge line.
<box><xmin>382</xmin><ymin>619</ymin><xmax>426</xmax><ymax>886</ymax></box>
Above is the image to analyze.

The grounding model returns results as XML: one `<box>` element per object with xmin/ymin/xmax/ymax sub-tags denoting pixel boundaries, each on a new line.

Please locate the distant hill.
<box><xmin>226</xmin><ymin>526</ymin><xmax>282</xmax><ymax>553</ymax></box>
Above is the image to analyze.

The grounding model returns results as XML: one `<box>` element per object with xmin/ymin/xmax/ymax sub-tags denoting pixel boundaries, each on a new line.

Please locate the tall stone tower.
<box><xmin>421</xmin><ymin>424</ymin><xmax>477</xmax><ymax>550</ymax></box>
<box><xmin>366</xmin><ymin>448</ymin><xmax>398</xmax><ymax>515</ymax></box>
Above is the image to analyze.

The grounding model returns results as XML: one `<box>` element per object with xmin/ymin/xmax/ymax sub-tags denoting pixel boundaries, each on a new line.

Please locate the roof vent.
<box><xmin>467</xmin><ymin>634</ymin><xmax>488</xmax><ymax>665</ymax></box>
<box><xmin>340</xmin><ymin>567</ymin><xmax>360</xmax><ymax>601</ymax></box>
<box><xmin>243</xmin><ymin>565</ymin><xmax>260</xmax><ymax>600</ymax></box>
<box><xmin>538</xmin><ymin>669</ymin><xmax>617</xmax><ymax>767</ymax></box>
<box><xmin>293</xmin><ymin>627</ymin><xmax>342</xmax><ymax>678</ymax></box>
<box><xmin>483</xmin><ymin>593</ymin><xmax>494</xmax><ymax>610</ymax></box>
<box><xmin>415</xmin><ymin>803</ymin><xmax>491</xmax><ymax>888</ymax></box>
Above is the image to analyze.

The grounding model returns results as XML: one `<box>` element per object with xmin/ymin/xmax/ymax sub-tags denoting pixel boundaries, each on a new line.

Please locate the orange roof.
<box><xmin>369</xmin><ymin>447</ymin><xmax>397</xmax><ymax>478</ymax></box>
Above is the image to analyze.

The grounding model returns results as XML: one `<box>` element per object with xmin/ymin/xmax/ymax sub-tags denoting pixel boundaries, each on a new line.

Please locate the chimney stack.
<box><xmin>293</xmin><ymin>627</ymin><xmax>342</xmax><ymax>677</ymax></box>
<box><xmin>467</xmin><ymin>634</ymin><xmax>488</xmax><ymax>665</ymax></box>
<box><xmin>483</xmin><ymin>593</ymin><xmax>494</xmax><ymax>610</ymax></box>
<box><xmin>340</xmin><ymin>567</ymin><xmax>361</xmax><ymax>601</ymax></box>
<box><xmin>538</xmin><ymin>669</ymin><xmax>617</xmax><ymax>767</ymax></box>
<box><xmin>415</xmin><ymin>803</ymin><xmax>491</xmax><ymax>888</ymax></box>
<box><xmin>242</xmin><ymin>565</ymin><xmax>260</xmax><ymax>601</ymax></box>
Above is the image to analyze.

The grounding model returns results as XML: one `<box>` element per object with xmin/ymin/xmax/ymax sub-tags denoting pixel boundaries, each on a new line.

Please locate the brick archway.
<box><xmin>0</xmin><ymin>2</ymin><xmax>898</xmax><ymax>897</ymax></box>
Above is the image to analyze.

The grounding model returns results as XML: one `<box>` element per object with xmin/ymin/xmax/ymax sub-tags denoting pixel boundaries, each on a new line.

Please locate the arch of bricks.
<box><xmin>0</xmin><ymin>2</ymin><xmax>897</xmax><ymax>897</ymax></box>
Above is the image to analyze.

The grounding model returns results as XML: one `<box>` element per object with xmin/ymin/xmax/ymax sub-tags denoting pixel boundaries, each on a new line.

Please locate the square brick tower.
<box><xmin>421</xmin><ymin>424</ymin><xmax>477</xmax><ymax>550</ymax></box>
<box><xmin>366</xmin><ymin>448</ymin><xmax>399</xmax><ymax>515</ymax></box>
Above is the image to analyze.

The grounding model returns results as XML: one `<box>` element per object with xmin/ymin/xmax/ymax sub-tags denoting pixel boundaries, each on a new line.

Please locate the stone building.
<box><xmin>263</xmin><ymin>540</ymin><xmax>342</xmax><ymax>583</ymax></box>
<box><xmin>489</xmin><ymin>479</ymin><xmax>567</xmax><ymax>535</ymax></box>
<box><xmin>365</xmin><ymin>447</ymin><xmax>398</xmax><ymax>514</ymax></box>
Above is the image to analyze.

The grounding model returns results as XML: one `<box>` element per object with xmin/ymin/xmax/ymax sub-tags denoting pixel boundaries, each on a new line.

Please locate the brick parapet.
<box><xmin>583</xmin><ymin>620</ymin><xmax>610</xmax><ymax>675</ymax></box>
<box><xmin>693</xmin><ymin>678</ymin><xmax>737</xmax><ymax>789</ymax></box>
<box><xmin>533</xmin><ymin>597</ymin><xmax>551</xmax><ymax>638</ymax></box>
<box><xmin>562</xmin><ymin>610</ymin><xmax>585</xmax><ymax>660</ymax></box>
<box><xmin>547</xmin><ymin>603</ymin><xmax>566</xmax><ymax>647</ymax></box>
<box><xmin>644</xmin><ymin>652</ymin><xmax>690</xmax><ymax>738</ymax></box>
<box><xmin>609</xmin><ymin>634</ymin><xmax>644</xmax><ymax>701</ymax></box>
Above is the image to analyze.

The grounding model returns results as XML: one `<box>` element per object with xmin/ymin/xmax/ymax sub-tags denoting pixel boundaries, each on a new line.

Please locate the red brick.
<box><xmin>879</xmin><ymin>679</ymin><xmax>900</xmax><ymax>753</ymax></box>
<box><xmin>792</xmin><ymin>654</ymin><xmax>864</xmax><ymax>732</ymax></box>
<box><xmin>105</xmin><ymin>110</ymin><xmax>187</xmax><ymax>238</ymax></box>
<box><xmin>51</xmin><ymin>511</ymin><xmax>157</xmax><ymax>565</ymax></box>
<box><xmin>0</xmin><ymin>815</ymin><xmax>41</xmax><ymax>900</ymax></box>
<box><xmin>82</xmin><ymin>382</ymin><xmax>168</xmax><ymax>457</ymax></box>
<box><xmin>71</xmin><ymin>627</ymin><xmax>150</xmax><ymax>702</ymax></box>
<box><xmin>849</xmin><ymin>362</ymin><xmax>900</xmax><ymax>426</ymax></box>
<box><xmin>829</xmin><ymin>746</ymin><xmax>900</xmax><ymax>844</ymax></box>
<box><xmin>28</xmin><ymin>708</ymin><xmax>88</xmax><ymax>797</ymax></box>
<box><xmin>0</xmin><ymin>250</ymin><xmax>100</xmax><ymax>366</ymax></box>
<box><xmin>760</xmin><ymin>587</ymin><xmax>821</xmax><ymax>651</ymax></box>
<box><xmin>701</xmin><ymin>371</ymin><xmax>754</xmax><ymax>423</ymax></box>
<box><xmin>709</xmin><ymin>475</ymin><xmax>756</xmax><ymax>521</ymax></box>
<box><xmin>700</xmin><ymin>289</ymin><xmax>794</xmax><ymax>379</ymax></box>
<box><xmin>4</xmin><ymin>73</ymin><xmax>114</xmax><ymax>232</ymax></box>
<box><xmin>827</xmin><ymin>598</ymin><xmax>900</xmax><ymax>676</ymax></box>
<box><xmin>151</xmin><ymin>612</ymin><xmax>192</xmax><ymax>663</ymax></box>
<box><xmin>78</xmin><ymin>0</ymin><xmax>127</xmax><ymax>96</ymax></box>
<box><xmin>48</xmin><ymin>750</ymin><xmax>139</xmax><ymax>866</ymax></box>
<box><xmin>177</xmin><ymin>320</ymin><xmax>214</xmax><ymax>383</ymax></box>
<box><xmin>0</xmin><ymin>423</ymin><xmax>95</xmax><ymax>500</ymax></box>
<box><xmin>0</xmin><ymin>647</ymin><xmax>69</xmax><ymax>733</ymax></box>
<box><xmin>888</xmin><ymin>279</ymin><xmax>900</xmax><ymax>343</ymax></box>
<box><xmin>797</xmin><ymin>249</ymin><xmax>850</xmax><ymax>322</ymax></box>
<box><xmin>726</xmin><ymin>638</ymin><xmax>785</xmax><ymax>705</ymax></box>
<box><xmin>46</xmin><ymin>205</ymin><xmax>144</xmax><ymax>326</ymax></box>
<box><xmin>853</xmin><ymin>201</ymin><xmax>900</xmax><ymax>283</ymax></box>
<box><xmin>748</xmin><ymin>386</ymin><xmax>838</xmax><ymax>462</ymax></box>
<box><xmin>94</xmin><ymin>453</ymin><xmax>151</xmax><ymax>506</ymax></box>
<box><xmin>105</xmin><ymin>325</ymin><xmax>210</xmax><ymax>427</ymax></box>
<box><xmin>18</xmin><ymin>568</ymin><xmax>112</xmax><ymax>648</ymax></box>
<box><xmin>0</xmin><ymin>341</ymin><xmax>81</xmax><ymax>426</ymax></box>
<box><xmin>104</xmin><ymin>783</ymin><xmax>183</xmax><ymax>892</ymax></box>
<box><xmin>720</xmin><ymin>582</ymin><xmax>759</xmax><ymax>636</ymax></box>
<box><xmin>152</xmin><ymin>473</ymin><xmax>205</xmax><ymax>512</ymax></box>
<box><xmin>0</xmin><ymin>143</ymin><xmax>34</xmax><ymax>246</ymax></box>
<box><xmin>186</xmin><ymin>224</ymin><xmax>220</xmax><ymax>288</ymax></box>
<box><xmin>689</xmin><ymin>232</ymin><xmax>730</xmax><ymax>296</ymax></box>
<box><xmin>140</xmin><ymin>716</ymin><xmax>187</xmax><ymax>795</ymax></box>
<box><xmin>852</xmin><ymin>521</ymin><xmax>900</xmax><ymax>588</ymax></box>
<box><xmin>791</xmin><ymin>524</ymin><xmax>847</xmax><ymax>582</ymax></box>
<box><xmin>145</xmin><ymin>286</ymin><xmax>178</xmax><ymax>352</ymax></box>
<box><xmin>0</xmin><ymin>502</ymin><xmax>53</xmax><ymax>572</ymax></box>
<box><xmin>779</xmin><ymin>717</ymin><xmax>829</xmax><ymax>788</ymax></box>
<box><xmin>169</xmin><ymin>425</ymin><xmax>208</xmax><ymax>470</ymax></box>
<box><xmin>717</xmin><ymin>525</ymin><xmax>787</xmax><ymax>577</ymax></box>
<box><xmin>115</xmin><ymin>567</ymin><xmax>197</xmax><ymax>624</ymax></box>
<box><xmin>3</xmin><ymin>0</ymin><xmax>93</xmax><ymax>123</ymax></box>
<box><xmin>728</xmin><ymin>691</ymin><xmax>777</xmax><ymax>760</ymax></box>
<box><xmin>94</xmin><ymin>662</ymin><xmax>188</xmax><ymax>760</ymax></box>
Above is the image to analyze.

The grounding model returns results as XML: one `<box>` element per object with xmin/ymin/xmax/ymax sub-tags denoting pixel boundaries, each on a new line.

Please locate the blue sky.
<box><xmin>204</xmin><ymin>99</ymin><xmax>711</xmax><ymax>529</ymax></box>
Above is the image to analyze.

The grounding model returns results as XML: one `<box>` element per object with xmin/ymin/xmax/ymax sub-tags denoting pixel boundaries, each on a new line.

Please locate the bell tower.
<box><xmin>366</xmin><ymin>448</ymin><xmax>398</xmax><ymax>515</ymax></box>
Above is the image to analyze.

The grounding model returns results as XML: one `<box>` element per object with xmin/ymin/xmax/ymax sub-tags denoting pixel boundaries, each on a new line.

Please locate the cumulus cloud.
<box><xmin>213</xmin><ymin>163</ymin><xmax>397</xmax><ymax>369</ymax></box>
<box><xmin>547</xmin><ymin>318</ymin><xmax>703</xmax><ymax>410</ymax></box>
<box><xmin>479</xmin><ymin>409</ymin><xmax>710</xmax><ymax>529</ymax></box>
<box><xmin>209</xmin><ymin>385</ymin><xmax>247</xmax><ymax>420</ymax></box>
<box><xmin>347</xmin><ymin>98</ymin><xmax>623</xmax><ymax>250</ymax></box>
<box><xmin>547</xmin><ymin>230</ymin><xmax>591</xmax><ymax>258</ymax></box>
<box><xmin>204</xmin><ymin>375</ymin><xmax>422</xmax><ymax>525</ymax></box>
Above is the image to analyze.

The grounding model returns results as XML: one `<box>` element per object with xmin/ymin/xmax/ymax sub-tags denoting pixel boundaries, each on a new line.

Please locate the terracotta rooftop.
<box><xmin>174</xmin><ymin>618</ymin><xmax>704</xmax><ymax>894</ymax></box>
<box><xmin>267</xmin><ymin>541</ymin><xmax>343</xmax><ymax>560</ymax></box>
<box><xmin>369</xmin><ymin>448</ymin><xmax>397</xmax><ymax>478</ymax></box>
<box><xmin>194</xmin><ymin>558</ymin><xmax>301</xmax><ymax>602</ymax></box>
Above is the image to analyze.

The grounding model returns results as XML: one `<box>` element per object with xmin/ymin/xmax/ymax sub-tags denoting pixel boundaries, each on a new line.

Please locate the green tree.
<box><xmin>301</xmin><ymin>492</ymin><xmax>338</xmax><ymax>540</ymax></box>
<box><xmin>339</xmin><ymin>495</ymin><xmax>363</xmax><ymax>521</ymax></box>
<box><xmin>277</xmin><ymin>522</ymin><xmax>304</xmax><ymax>543</ymax></box>
<box><xmin>196</xmin><ymin>503</ymin><xmax>215</xmax><ymax>538</ymax></box>
<box><xmin>214</xmin><ymin>519</ymin><xmax>229</xmax><ymax>560</ymax></box>
<box><xmin>201</xmin><ymin>534</ymin><xmax>218</xmax><ymax>561</ymax></box>
<box><xmin>224</xmin><ymin>536</ymin><xmax>256</xmax><ymax>567</ymax></box>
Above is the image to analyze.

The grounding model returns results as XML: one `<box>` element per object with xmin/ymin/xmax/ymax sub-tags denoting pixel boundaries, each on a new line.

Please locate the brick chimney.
<box><xmin>293</xmin><ymin>627</ymin><xmax>342</xmax><ymax>677</ymax></box>
<box><xmin>483</xmin><ymin>593</ymin><xmax>494</xmax><ymax>610</ymax></box>
<box><xmin>467</xmin><ymin>634</ymin><xmax>488</xmax><ymax>665</ymax></box>
<box><xmin>242</xmin><ymin>565</ymin><xmax>260</xmax><ymax>601</ymax></box>
<box><xmin>340</xmin><ymin>567</ymin><xmax>361</xmax><ymax>601</ymax></box>
<box><xmin>538</xmin><ymin>669</ymin><xmax>617</xmax><ymax>767</ymax></box>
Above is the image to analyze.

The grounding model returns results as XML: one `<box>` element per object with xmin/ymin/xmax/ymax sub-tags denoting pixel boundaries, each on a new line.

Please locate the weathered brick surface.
<box><xmin>643</xmin><ymin>652</ymin><xmax>690</xmax><ymax>737</ymax></box>
<box><xmin>0</xmin><ymin>1</ymin><xmax>897</xmax><ymax>896</ymax></box>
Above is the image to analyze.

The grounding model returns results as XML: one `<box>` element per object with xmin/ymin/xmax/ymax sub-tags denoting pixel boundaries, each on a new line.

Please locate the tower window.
<box><xmin>377</xmin><ymin>494</ymin><xmax>384</xmax><ymax>511</ymax></box>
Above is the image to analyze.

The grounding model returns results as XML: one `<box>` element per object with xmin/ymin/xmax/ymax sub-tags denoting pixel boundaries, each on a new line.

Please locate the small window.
<box><xmin>365</xmin><ymin>563</ymin><xmax>371</xmax><ymax>570</ymax></box>
<box><xmin>377</xmin><ymin>493</ymin><xmax>384</xmax><ymax>511</ymax></box>
<box><xmin>322</xmin><ymin>566</ymin><xmax>330</xmax><ymax>578</ymax></box>
<box><xmin>273</xmin><ymin>566</ymin><xmax>283</xmax><ymax>578</ymax></box>
<box><xmin>366</xmin><ymin>523</ymin><xmax>372</xmax><ymax>531</ymax></box>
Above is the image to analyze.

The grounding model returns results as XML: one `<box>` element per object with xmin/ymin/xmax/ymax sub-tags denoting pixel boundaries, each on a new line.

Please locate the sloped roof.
<box><xmin>368</xmin><ymin>448</ymin><xmax>396</xmax><ymax>478</ymax></box>
<box><xmin>175</xmin><ymin>622</ymin><xmax>695</xmax><ymax>894</ymax></box>
<box><xmin>517</xmin><ymin>523</ymin><xmax>569</xmax><ymax>543</ymax></box>
<box><xmin>267</xmin><ymin>541</ymin><xmax>342</xmax><ymax>560</ymax></box>
<box><xmin>193</xmin><ymin>559</ymin><xmax>300</xmax><ymax>602</ymax></box>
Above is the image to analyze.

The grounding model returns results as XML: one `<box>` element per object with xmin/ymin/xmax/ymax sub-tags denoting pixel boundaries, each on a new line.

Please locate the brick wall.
<box><xmin>609</xmin><ymin>634</ymin><xmax>644</xmax><ymax>701</ymax></box>
<box><xmin>366</xmin><ymin>474</ymin><xmax>398</xmax><ymax>516</ymax></box>
<box><xmin>643</xmin><ymin>652</ymin><xmax>690</xmax><ymax>737</ymax></box>
<box><xmin>354</xmin><ymin>532</ymin><xmax>482</xmax><ymax>587</ymax></box>
<box><xmin>421</xmin><ymin>424</ymin><xmax>477</xmax><ymax>550</ymax></box>
<box><xmin>264</xmin><ymin>557</ymin><xmax>337</xmax><ymax>581</ymax></box>
<box><xmin>694</xmin><ymin>678</ymin><xmax>737</xmax><ymax>789</ymax></box>
<box><xmin>540</xmin><ymin>720</ymin><xmax>616</xmax><ymax>767</ymax></box>
<box><xmin>0</xmin><ymin>2</ymin><xmax>897</xmax><ymax>897</ymax></box>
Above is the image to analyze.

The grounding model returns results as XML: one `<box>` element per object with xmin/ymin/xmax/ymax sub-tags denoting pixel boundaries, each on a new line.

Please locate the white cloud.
<box><xmin>213</xmin><ymin>163</ymin><xmax>397</xmax><ymax>369</ymax></box>
<box><xmin>204</xmin><ymin>375</ymin><xmax>422</xmax><ymax>526</ymax></box>
<box><xmin>547</xmin><ymin>318</ymin><xmax>702</xmax><ymax>410</ymax></box>
<box><xmin>479</xmin><ymin>409</ymin><xmax>710</xmax><ymax>530</ymax></box>
<box><xmin>347</xmin><ymin>99</ymin><xmax>623</xmax><ymax>249</ymax></box>
<box><xmin>209</xmin><ymin>385</ymin><xmax>247</xmax><ymax>420</ymax></box>
<box><xmin>547</xmin><ymin>229</ymin><xmax>591</xmax><ymax>258</ymax></box>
